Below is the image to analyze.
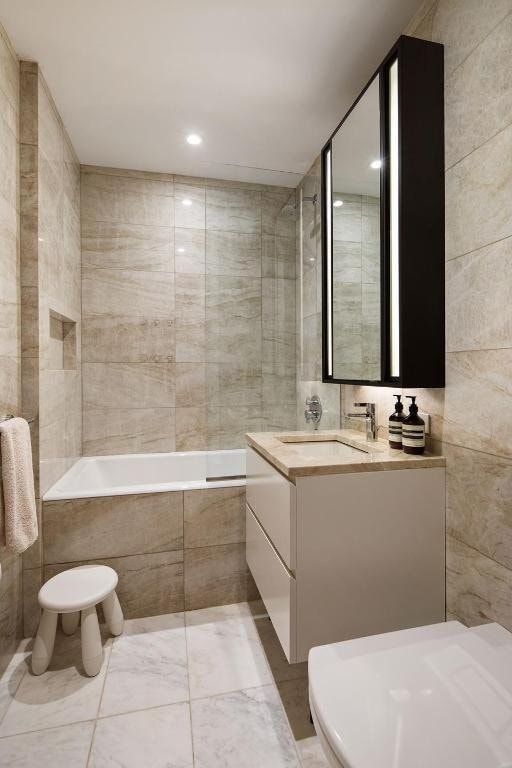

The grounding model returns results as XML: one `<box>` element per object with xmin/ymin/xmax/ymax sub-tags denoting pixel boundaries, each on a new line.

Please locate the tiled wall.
<box><xmin>0</xmin><ymin>24</ymin><xmax>22</xmax><ymax>676</ymax></box>
<box><xmin>81</xmin><ymin>167</ymin><xmax>297</xmax><ymax>454</ymax></box>
<box><xmin>296</xmin><ymin>159</ymin><xmax>341</xmax><ymax>429</ymax></box>
<box><xmin>344</xmin><ymin>0</ymin><xmax>512</xmax><ymax>629</ymax></box>
<box><xmin>19</xmin><ymin>63</ymin><xmax>82</xmax><ymax>636</ymax></box>
<box><xmin>42</xmin><ymin>485</ymin><xmax>256</xmax><ymax>616</ymax></box>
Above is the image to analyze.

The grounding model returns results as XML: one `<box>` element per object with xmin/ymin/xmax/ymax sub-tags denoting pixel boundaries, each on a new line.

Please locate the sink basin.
<box><xmin>283</xmin><ymin>440</ymin><xmax>368</xmax><ymax>459</ymax></box>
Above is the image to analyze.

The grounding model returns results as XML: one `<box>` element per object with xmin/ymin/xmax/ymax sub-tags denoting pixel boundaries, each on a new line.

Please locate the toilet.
<box><xmin>308</xmin><ymin>620</ymin><xmax>512</xmax><ymax>767</ymax></box>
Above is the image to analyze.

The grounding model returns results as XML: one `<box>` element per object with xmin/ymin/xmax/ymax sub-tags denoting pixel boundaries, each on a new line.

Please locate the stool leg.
<box><xmin>62</xmin><ymin>611</ymin><xmax>80</xmax><ymax>636</ymax></box>
<box><xmin>32</xmin><ymin>610</ymin><xmax>58</xmax><ymax>675</ymax></box>
<box><xmin>102</xmin><ymin>590</ymin><xmax>124</xmax><ymax>637</ymax></box>
<box><xmin>81</xmin><ymin>605</ymin><xmax>103</xmax><ymax>677</ymax></box>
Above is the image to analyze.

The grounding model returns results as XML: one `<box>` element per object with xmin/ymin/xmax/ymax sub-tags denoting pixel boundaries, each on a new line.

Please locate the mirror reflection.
<box><xmin>331</xmin><ymin>75</ymin><xmax>381</xmax><ymax>381</ymax></box>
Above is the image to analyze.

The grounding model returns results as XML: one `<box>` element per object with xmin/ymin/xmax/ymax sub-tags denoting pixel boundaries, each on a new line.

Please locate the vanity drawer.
<box><xmin>246</xmin><ymin>505</ymin><xmax>296</xmax><ymax>662</ymax></box>
<box><xmin>246</xmin><ymin>446</ymin><xmax>296</xmax><ymax>570</ymax></box>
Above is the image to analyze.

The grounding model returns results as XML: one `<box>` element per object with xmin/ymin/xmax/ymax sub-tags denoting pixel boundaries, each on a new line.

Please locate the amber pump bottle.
<box><xmin>388</xmin><ymin>394</ymin><xmax>405</xmax><ymax>450</ymax></box>
<box><xmin>402</xmin><ymin>396</ymin><xmax>426</xmax><ymax>455</ymax></box>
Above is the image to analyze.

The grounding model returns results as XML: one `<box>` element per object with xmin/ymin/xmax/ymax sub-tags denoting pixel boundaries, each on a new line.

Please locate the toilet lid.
<box><xmin>309</xmin><ymin>621</ymin><xmax>512</xmax><ymax>768</ymax></box>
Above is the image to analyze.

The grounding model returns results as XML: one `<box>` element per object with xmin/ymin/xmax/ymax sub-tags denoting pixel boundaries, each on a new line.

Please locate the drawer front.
<box><xmin>246</xmin><ymin>446</ymin><xmax>296</xmax><ymax>570</ymax></box>
<box><xmin>246</xmin><ymin>505</ymin><xmax>295</xmax><ymax>662</ymax></box>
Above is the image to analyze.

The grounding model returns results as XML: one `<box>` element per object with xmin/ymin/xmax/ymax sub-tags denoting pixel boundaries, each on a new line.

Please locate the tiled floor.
<box><xmin>0</xmin><ymin>602</ymin><xmax>329</xmax><ymax>767</ymax></box>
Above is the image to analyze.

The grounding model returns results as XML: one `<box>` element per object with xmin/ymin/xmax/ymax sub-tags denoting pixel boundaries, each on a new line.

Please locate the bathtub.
<box><xmin>43</xmin><ymin>449</ymin><xmax>246</xmax><ymax>501</ymax></box>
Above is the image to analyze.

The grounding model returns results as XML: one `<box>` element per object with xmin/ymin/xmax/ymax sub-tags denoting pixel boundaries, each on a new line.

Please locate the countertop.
<box><xmin>245</xmin><ymin>429</ymin><xmax>445</xmax><ymax>480</ymax></box>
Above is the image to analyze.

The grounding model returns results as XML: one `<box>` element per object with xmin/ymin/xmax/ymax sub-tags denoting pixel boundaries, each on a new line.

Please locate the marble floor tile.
<box><xmin>296</xmin><ymin>736</ymin><xmax>329</xmax><ymax>768</ymax></box>
<box><xmin>0</xmin><ymin>630</ymin><xmax>112</xmax><ymax>737</ymax></box>
<box><xmin>0</xmin><ymin>640</ymin><xmax>31</xmax><ymax>724</ymax></box>
<box><xmin>186</xmin><ymin>604</ymin><xmax>272</xmax><ymax>699</ymax></box>
<box><xmin>90</xmin><ymin>703</ymin><xmax>193</xmax><ymax>768</ymax></box>
<box><xmin>0</xmin><ymin>721</ymin><xmax>94</xmax><ymax>768</ymax></box>
<box><xmin>191</xmin><ymin>685</ymin><xmax>299</xmax><ymax>768</ymax></box>
<box><xmin>99</xmin><ymin>613</ymin><xmax>188</xmax><ymax>717</ymax></box>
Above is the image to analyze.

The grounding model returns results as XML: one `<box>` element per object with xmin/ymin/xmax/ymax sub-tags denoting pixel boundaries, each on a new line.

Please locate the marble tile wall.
<box><xmin>0</xmin><ymin>23</ymin><xmax>22</xmax><ymax>678</ymax></box>
<box><xmin>343</xmin><ymin>0</ymin><xmax>512</xmax><ymax>629</ymax></box>
<box><xmin>19</xmin><ymin>63</ymin><xmax>82</xmax><ymax>637</ymax></box>
<box><xmin>41</xmin><ymin>485</ymin><xmax>257</xmax><ymax>617</ymax></box>
<box><xmin>81</xmin><ymin>168</ymin><xmax>297</xmax><ymax>454</ymax></box>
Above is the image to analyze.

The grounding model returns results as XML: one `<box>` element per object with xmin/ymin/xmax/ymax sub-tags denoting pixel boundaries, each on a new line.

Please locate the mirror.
<box><xmin>330</xmin><ymin>75</ymin><xmax>381</xmax><ymax>382</ymax></box>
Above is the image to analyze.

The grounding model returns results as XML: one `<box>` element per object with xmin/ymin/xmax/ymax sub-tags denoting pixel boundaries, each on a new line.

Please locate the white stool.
<box><xmin>32</xmin><ymin>564</ymin><xmax>124</xmax><ymax>677</ymax></box>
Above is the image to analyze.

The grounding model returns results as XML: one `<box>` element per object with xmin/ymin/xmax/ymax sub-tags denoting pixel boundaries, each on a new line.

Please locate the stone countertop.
<box><xmin>245</xmin><ymin>429</ymin><xmax>445</xmax><ymax>480</ymax></box>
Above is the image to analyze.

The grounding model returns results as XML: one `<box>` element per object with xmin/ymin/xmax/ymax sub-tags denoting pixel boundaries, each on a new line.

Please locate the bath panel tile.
<box><xmin>175</xmin><ymin>406</ymin><xmax>207</xmax><ymax>451</ymax></box>
<box><xmin>174</xmin><ymin>184</ymin><xmax>205</xmax><ymax>229</ymax></box>
<box><xmin>82</xmin><ymin>315</ymin><xmax>175</xmax><ymax>363</ymax></box>
<box><xmin>206</xmin><ymin>187</ymin><xmax>261</xmax><ymax>233</ymax></box>
<box><xmin>81</xmin><ymin>220</ymin><xmax>174</xmax><ymax>271</ymax></box>
<box><xmin>43</xmin><ymin>492</ymin><xmax>184</xmax><ymax>563</ymax></box>
<box><xmin>83</xmin><ymin>407</ymin><xmax>175</xmax><ymax>455</ymax></box>
<box><xmin>90</xmin><ymin>703</ymin><xmax>193</xmax><ymax>768</ymax></box>
<box><xmin>175</xmin><ymin>273</ymin><xmax>205</xmax><ymax>320</ymax></box>
<box><xmin>191</xmin><ymin>686</ymin><xmax>299</xmax><ymax>768</ymax></box>
<box><xmin>82</xmin><ymin>267</ymin><xmax>174</xmax><ymax>318</ymax></box>
<box><xmin>184</xmin><ymin>487</ymin><xmax>245</xmax><ymax>548</ymax></box>
<box><xmin>175</xmin><ymin>318</ymin><xmax>206</xmax><ymax>363</ymax></box>
<box><xmin>175</xmin><ymin>363</ymin><xmax>206</xmax><ymax>407</ymax></box>
<box><xmin>175</xmin><ymin>227</ymin><xmax>205</xmax><ymax>273</ymax></box>
<box><xmin>206</xmin><ymin>230</ymin><xmax>261</xmax><ymax>276</ymax></box>
<box><xmin>81</xmin><ymin>172</ymin><xmax>174</xmax><ymax>226</ymax></box>
<box><xmin>99</xmin><ymin>613</ymin><xmax>188</xmax><ymax>717</ymax></box>
<box><xmin>44</xmin><ymin>550</ymin><xmax>185</xmax><ymax>619</ymax></box>
<box><xmin>0</xmin><ymin>721</ymin><xmax>95</xmax><ymax>768</ymax></box>
<box><xmin>184</xmin><ymin>543</ymin><xmax>252</xmax><ymax>610</ymax></box>
<box><xmin>83</xmin><ymin>362</ymin><xmax>175</xmax><ymax>409</ymax></box>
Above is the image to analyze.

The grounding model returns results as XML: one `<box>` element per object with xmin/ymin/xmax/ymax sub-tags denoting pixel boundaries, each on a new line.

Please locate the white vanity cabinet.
<box><xmin>245</xmin><ymin>445</ymin><xmax>445</xmax><ymax>663</ymax></box>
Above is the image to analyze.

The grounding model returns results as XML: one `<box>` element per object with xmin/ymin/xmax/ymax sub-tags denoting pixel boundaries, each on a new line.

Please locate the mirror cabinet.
<box><xmin>322</xmin><ymin>35</ymin><xmax>445</xmax><ymax>387</ymax></box>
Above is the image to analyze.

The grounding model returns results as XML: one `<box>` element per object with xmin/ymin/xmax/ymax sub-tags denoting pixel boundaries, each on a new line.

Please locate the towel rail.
<box><xmin>0</xmin><ymin>414</ymin><xmax>36</xmax><ymax>424</ymax></box>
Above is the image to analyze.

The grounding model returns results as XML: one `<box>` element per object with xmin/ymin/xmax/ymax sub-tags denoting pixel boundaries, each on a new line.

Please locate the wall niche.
<box><xmin>49</xmin><ymin>310</ymin><xmax>77</xmax><ymax>370</ymax></box>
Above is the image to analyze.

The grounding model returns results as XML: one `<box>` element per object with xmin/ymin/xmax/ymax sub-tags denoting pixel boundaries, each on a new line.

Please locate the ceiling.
<box><xmin>0</xmin><ymin>0</ymin><xmax>422</xmax><ymax>186</ymax></box>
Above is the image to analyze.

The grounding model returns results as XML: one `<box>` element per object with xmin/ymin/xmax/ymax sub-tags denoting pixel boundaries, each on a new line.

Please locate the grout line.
<box><xmin>85</xmin><ymin>637</ymin><xmax>114</xmax><ymax>766</ymax></box>
<box><xmin>429</xmin><ymin>436</ymin><xmax>512</xmax><ymax>464</ymax></box>
<box><xmin>445</xmin><ymin>234</ymin><xmax>512</xmax><ymax>264</ymax></box>
<box><xmin>445</xmin><ymin>8</ymin><xmax>512</xmax><ymax>83</ymax></box>
<box><xmin>445</xmin><ymin>118</ymin><xmax>512</xmax><ymax>174</ymax></box>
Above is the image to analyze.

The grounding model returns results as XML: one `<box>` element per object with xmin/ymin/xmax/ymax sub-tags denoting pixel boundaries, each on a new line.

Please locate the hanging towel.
<box><xmin>0</xmin><ymin>417</ymin><xmax>38</xmax><ymax>553</ymax></box>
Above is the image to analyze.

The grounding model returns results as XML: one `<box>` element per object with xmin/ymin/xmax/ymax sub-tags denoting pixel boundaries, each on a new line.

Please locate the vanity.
<box><xmin>245</xmin><ymin>431</ymin><xmax>445</xmax><ymax>663</ymax></box>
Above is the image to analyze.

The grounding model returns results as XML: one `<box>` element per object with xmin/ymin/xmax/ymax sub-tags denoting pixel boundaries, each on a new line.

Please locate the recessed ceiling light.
<box><xmin>333</xmin><ymin>200</ymin><xmax>343</xmax><ymax>208</ymax></box>
<box><xmin>309</xmin><ymin>257</ymin><xmax>315</xmax><ymax>263</ymax></box>
<box><xmin>186</xmin><ymin>133</ymin><xmax>202</xmax><ymax>145</ymax></box>
<box><xmin>182</xmin><ymin>198</ymin><xmax>192</xmax><ymax>207</ymax></box>
<box><xmin>177</xmin><ymin>247</ymin><xmax>185</xmax><ymax>253</ymax></box>
<box><xmin>370</xmin><ymin>159</ymin><xmax>382</xmax><ymax>169</ymax></box>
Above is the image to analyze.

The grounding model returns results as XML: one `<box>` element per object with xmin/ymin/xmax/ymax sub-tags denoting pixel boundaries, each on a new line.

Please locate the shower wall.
<box><xmin>81</xmin><ymin>167</ymin><xmax>297</xmax><ymax>453</ymax></box>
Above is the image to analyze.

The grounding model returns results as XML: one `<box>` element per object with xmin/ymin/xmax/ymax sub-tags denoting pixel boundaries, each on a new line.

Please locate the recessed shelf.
<box><xmin>49</xmin><ymin>310</ymin><xmax>77</xmax><ymax>370</ymax></box>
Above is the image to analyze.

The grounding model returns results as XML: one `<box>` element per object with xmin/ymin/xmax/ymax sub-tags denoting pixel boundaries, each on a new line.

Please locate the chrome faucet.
<box><xmin>305</xmin><ymin>395</ymin><xmax>322</xmax><ymax>429</ymax></box>
<box><xmin>346</xmin><ymin>402</ymin><xmax>377</xmax><ymax>441</ymax></box>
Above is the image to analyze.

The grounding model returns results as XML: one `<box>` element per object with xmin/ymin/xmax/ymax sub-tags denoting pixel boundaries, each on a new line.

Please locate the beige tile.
<box><xmin>0</xmin><ymin>198</ymin><xmax>18</xmax><ymax>304</ymax></box>
<box><xmin>206</xmin><ymin>187</ymin><xmax>261</xmax><ymax>233</ymax></box>
<box><xmin>175</xmin><ymin>407</ymin><xmax>207</xmax><ymax>451</ymax></box>
<box><xmin>0</xmin><ymin>30</ymin><xmax>20</xmax><ymax>115</ymax></box>
<box><xmin>262</xmin><ymin>277</ymin><xmax>296</xmax><ymax>337</ymax></box>
<box><xmin>175</xmin><ymin>318</ymin><xmax>206</xmax><ymax>363</ymax></box>
<box><xmin>22</xmin><ymin>565</ymin><xmax>41</xmax><ymax>638</ymax></box>
<box><xmin>175</xmin><ymin>273</ymin><xmax>205</xmax><ymax>319</ymax></box>
<box><xmin>447</xmin><ymin>534</ymin><xmax>512</xmax><ymax>630</ymax></box>
<box><xmin>174</xmin><ymin>183</ymin><xmax>205</xmax><ymax>229</ymax></box>
<box><xmin>262</xmin><ymin>235</ymin><xmax>296</xmax><ymax>279</ymax></box>
<box><xmin>184</xmin><ymin>487</ymin><xmax>245</xmax><ymax>548</ymax></box>
<box><xmin>206</xmin><ymin>363</ymin><xmax>262</xmax><ymax>407</ymax></box>
<box><xmin>83</xmin><ymin>362</ymin><xmax>175</xmax><ymax>408</ymax></box>
<box><xmin>254</xmin><ymin>617</ymin><xmax>307</xmax><ymax>683</ymax></box>
<box><xmin>44</xmin><ymin>492</ymin><xmax>183</xmax><ymax>564</ymax></box>
<box><xmin>175</xmin><ymin>362</ymin><xmax>206</xmax><ymax>406</ymax></box>
<box><xmin>277</xmin><ymin>677</ymin><xmax>315</xmax><ymax>740</ymax></box>
<box><xmin>45</xmin><ymin>550</ymin><xmax>184</xmax><ymax>619</ymax></box>
<box><xmin>0</xmin><ymin>300</ymin><xmax>20</xmax><ymax>359</ymax></box>
<box><xmin>262</xmin><ymin>404</ymin><xmax>297</xmax><ymax>433</ymax></box>
<box><xmin>262</xmin><ymin>371</ymin><xmax>296</xmax><ymax>406</ymax></box>
<box><xmin>446</xmin><ymin>123</ymin><xmax>512</xmax><ymax>260</ymax></box>
<box><xmin>0</xmin><ymin>356</ymin><xmax>21</xmax><ymax>415</ymax></box>
<box><xmin>184</xmin><ymin>543</ymin><xmax>252</xmax><ymax>610</ymax></box>
<box><xmin>22</xmin><ymin>498</ymin><xmax>42</xmax><ymax>571</ymax></box>
<box><xmin>82</xmin><ymin>315</ymin><xmax>175</xmax><ymax>363</ymax></box>
<box><xmin>82</xmin><ymin>267</ymin><xmax>174</xmax><ymax>317</ymax></box>
<box><xmin>262</xmin><ymin>190</ymin><xmax>296</xmax><ymax>237</ymax></box>
<box><xmin>81</xmin><ymin>171</ymin><xmax>174</xmax><ymax>226</ymax></box>
<box><xmin>206</xmin><ymin>276</ymin><xmax>262</xmax><ymax>365</ymax></box>
<box><xmin>82</xmin><ymin>220</ymin><xmax>174</xmax><ymax>271</ymax></box>
<box><xmin>175</xmin><ymin>227</ymin><xmax>205</xmax><ymax>273</ymax></box>
<box><xmin>19</xmin><ymin>142</ymin><xmax>37</xmax><ymax>218</ymax></box>
<box><xmin>20</xmin><ymin>213</ymin><xmax>38</xmax><ymax>287</ymax></box>
<box><xmin>82</xmin><ymin>165</ymin><xmax>174</xmax><ymax>182</ymax></box>
<box><xmin>206</xmin><ymin>230</ymin><xmax>261</xmax><ymax>276</ymax></box>
<box><xmin>206</xmin><ymin>406</ymin><xmax>261</xmax><ymax>450</ymax></box>
<box><xmin>83</xmin><ymin>407</ymin><xmax>175</xmax><ymax>455</ymax></box>
<box><xmin>446</xmin><ymin>238</ymin><xmax>512</xmax><ymax>352</ymax></box>
<box><xmin>0</xmin><ymin>546</ymin><xmax>23</xmax><ymax>657</ymax></box>
<box><xmin>0</xmin><ymin>115</ymin><xmax>19</xmax><ymax>208</ymax></box>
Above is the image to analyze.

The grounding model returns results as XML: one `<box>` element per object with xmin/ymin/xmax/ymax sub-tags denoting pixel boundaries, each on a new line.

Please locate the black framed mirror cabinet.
<box><xmin>322</xmin><ymin>35</ymin><xmax>445</xmax><ymax>387</ymax></box>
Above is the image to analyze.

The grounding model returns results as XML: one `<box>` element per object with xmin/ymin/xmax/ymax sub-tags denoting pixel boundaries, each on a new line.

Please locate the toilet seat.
<box><xmin>309</xmin><ymin>620</ymin><xmax>512</xmax><ymax>768</ymax></box>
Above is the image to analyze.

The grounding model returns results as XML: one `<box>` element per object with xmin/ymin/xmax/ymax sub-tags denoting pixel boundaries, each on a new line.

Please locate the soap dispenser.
<box><xmin>388</xmin><ymin>394</ymin><xmax>405</xmax><ymax>450</ymax></box>
<box><xmin>402</xmin><ymin>396</ymin><xmax>425</xmax><ymax>454</ymax></box>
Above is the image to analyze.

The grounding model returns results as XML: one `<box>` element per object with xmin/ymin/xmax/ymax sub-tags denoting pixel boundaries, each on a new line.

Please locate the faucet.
<box><xmin>305</xmin><ymin>395</ymin><xmax>322</xmax><ymax>429</ymax></box>
<box><xmin>346</xmin><ymin>402</ymin><xmax>377</xmax><ymax>441</ymax></box>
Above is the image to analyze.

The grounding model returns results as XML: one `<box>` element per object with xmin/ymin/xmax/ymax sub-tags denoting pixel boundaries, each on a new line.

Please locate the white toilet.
<box><xmin>309</xmin><ymin>620</ymin><xmax>512</xmax><ymax>768</ymax></box>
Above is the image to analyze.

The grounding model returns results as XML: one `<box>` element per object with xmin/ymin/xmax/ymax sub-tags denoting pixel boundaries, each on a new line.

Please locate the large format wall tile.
<box><xmin>43</xmin><ymin>492</ymin><xmax>184</xmax><ymax>563</ymax></box>
<box><xmin>206</xmin><ymin>230</ymin><xmax>261</xmax><ymax>276</ymax></box>
<box><xmin>174</xmin><ymin>183</ymin><xmax>205</xmax><ymax>229</ymax></box>
<box><xmin>83</xmin><ymin>406</ymin><xmax>175</xmax><ymax>455</ymax></box>
<box><xmin>81</xmin><ymin>171</ymin><xmax>174</xmax><ymax>226</ymax></box>
<box><xmin>83</xmin><ymin>362</ymin><xmax>175</xmax><ymax>409</ymax></box>
<box><xmin>174</xmin><ymin>227</ymin><xmax>205</xmax><ymax>273</ymax></box>
<box><xmin>206</xmin><ymin>187</ymin><xmax>261</xmax><ymax>233</ymax></box>
<box><xmin>184</xmin><ymin>487</ymin><xmax>245</xmax><ymax>548</ymax></box>
<box><xmin>82</xmin><ymin>315</ymin><xmax>175</xmax><ymax>363</ymax></box>
<box><xmin>184</xmin><ymin>543</ymin><xmax>255</xmax><ymax>610</ymax></box>
<box><xmin>82</xmin><ymin>220</ymin><xmax>174</xmax><ymax>271</ymax></box>
<box><xmin>82</xmin><ymin>267</ymin><xmax>175</xmax><ymax>317</ymax></box>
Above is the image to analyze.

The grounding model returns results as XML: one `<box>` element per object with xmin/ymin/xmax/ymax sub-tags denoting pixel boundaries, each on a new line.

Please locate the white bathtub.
<box><xmin>43</xmin><ymin>449</ymin><xmax>246</xmax><ymax>501</ymax></box>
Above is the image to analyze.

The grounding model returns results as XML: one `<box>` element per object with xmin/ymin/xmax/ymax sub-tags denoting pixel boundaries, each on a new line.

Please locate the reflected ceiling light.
<box><xmin>186</xmin><ymin>133</ymin><xmax>202</xmax><ymax>145</ymax></box>
<box><xmin>370</xmin><ymin>159</ymin><xmax>382</xmax><ymax>169</ymax></box>
<box><xmin>177</xmin><ymin>247</ymin><xmax>185</xmax><ymax>253</ymax></box>
<box><xmin>333</xmin><ymin>199</ymin><xmax>343</xmax><ymax>208</ymax></box>
<box><xmin>182</xmin><ymin>198</ymin><xmax>192</xmax><ymax>206</ymax></box>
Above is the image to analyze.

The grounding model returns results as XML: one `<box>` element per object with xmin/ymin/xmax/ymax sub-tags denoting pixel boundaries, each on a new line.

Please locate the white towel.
<box><xmin>0</xmin><ymin>417</ymin><xmax>38</xmax><ymax>553</ymax></box>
